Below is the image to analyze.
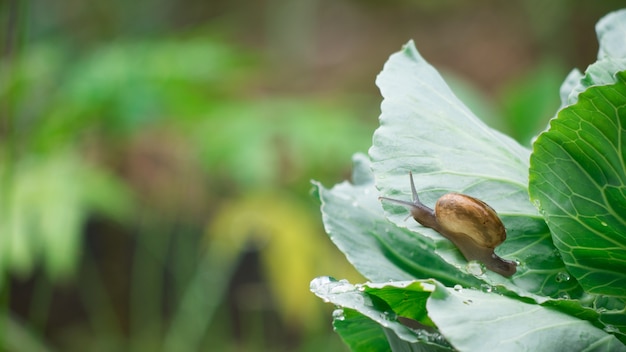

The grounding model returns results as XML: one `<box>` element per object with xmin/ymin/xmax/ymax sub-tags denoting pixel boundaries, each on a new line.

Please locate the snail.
<box><xmin>379</xmin><ymin>172</ymin><xmax>517</xmax><ymax>277</ymax></box>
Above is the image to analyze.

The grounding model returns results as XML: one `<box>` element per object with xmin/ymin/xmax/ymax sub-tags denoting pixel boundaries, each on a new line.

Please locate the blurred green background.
<box><xmin>0</xmin><ymin>1</ymin><xmax>624</xmax><ymax>351</ymax></box>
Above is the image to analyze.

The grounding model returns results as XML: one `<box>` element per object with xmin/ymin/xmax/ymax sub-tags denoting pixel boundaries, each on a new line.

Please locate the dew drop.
<box><xmin>453</xmin><ymin>284</ymin><xmax>463</xmax><ymax>292</ymax></box>
<box><xmin>480</xmin><ymin>284</ymin><xmax>493</xmax><ymax>293</ymax></box>
<box><xmin>332</xmin><ymin>309</ymin><xmax>345</xmax><ymax>321</ymax></box>
<box><xmin>466</xmin><ymin>261</ymin><xmax>485</xmax><ymax>276</ymax></box>
<box><xmin>532</xmin><ymin>199</ymin><xmax>541</xmax><ymax>209</ymax></box>
<box><xmin>310</xmin><ymin>276</ymin><xmax>334</xmax><ymax>291</ymax></box>
<box><xmin>414</xmin><ymin>330</ymin><xmax>451</xmax><ymax>347</ymax></box>
<box><xmin>381</xmin><ymin>310</ymin><xmax>398</xmax><ymax>322</ymax></box>
<box><xmin>379</xmin><ymin>311</ymin><xmax>397</xmax><ymax>327</ymax></box>
<box><xmin>555</xmin><ymin>272</ymin><xmax>571</xmax><ymax>283</ymax></box>
<box><xmin>434</xmin><ymin>333</ymin><xmax>448</xmax><ymax>346</ymax></box>
<box><xmin>601</xmin><ymin>221</ymin><xmax>608</xmax><ymax>227</ymax></box>
<box><xmin>604</xmin><ymin>324</ymin><xmax>618</xmax><ymax>333</ymax></box>
<box><xmin>463</xmin><ymin>299</ymin><xmax>473</xmax><ymax>305</ymax></box>
<box><xmin>558</xmin><ymin>292</ymin><xmax>570</xmax><ymax>300</ymax></box>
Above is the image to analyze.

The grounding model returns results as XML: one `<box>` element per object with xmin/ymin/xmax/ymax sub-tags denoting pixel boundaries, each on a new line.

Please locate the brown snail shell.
<box><xmin>379</xmin><ymin>172</ymin><xmax>517</xmax><ymax>277</ymax></box>
<box><xmin>435</xmin><ymin>193</ymin><xmax>506</xmax><ymax>249</ymax></box>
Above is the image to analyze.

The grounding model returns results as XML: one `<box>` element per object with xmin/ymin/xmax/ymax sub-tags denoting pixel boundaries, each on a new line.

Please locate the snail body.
<box><xmin>379</xmin><ymin>172</ymin><xmax>517</xmax><ymax>277</ymax></box>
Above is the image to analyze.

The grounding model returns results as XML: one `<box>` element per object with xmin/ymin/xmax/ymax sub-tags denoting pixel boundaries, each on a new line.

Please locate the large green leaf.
<box><xmin>369</xmin><ymin>41</ymin><xmax>579</xmax><ymax>298</ymax></box>
<box><xmin>529</xmin><ymin>72</ymin><xmax>626</xmax><ymax>297</ymax></box>
<box><xmin>311</xmin><ymin>277</ymin><xmax>626</xmax><ymax>352</ymax></box>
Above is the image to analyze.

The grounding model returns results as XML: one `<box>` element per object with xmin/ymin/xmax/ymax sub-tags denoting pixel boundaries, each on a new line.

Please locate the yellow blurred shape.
<box><xmin>207</xmin><ymin>190</ymin><xmax>363</xmax><ymax>332</ymax></box>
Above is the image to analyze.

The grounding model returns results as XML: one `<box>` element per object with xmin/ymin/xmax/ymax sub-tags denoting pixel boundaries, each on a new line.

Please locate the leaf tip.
<box><xmin>401</xmin><ymin>40</ymin><xmax>421</xmax><ymax>61</ymax></box>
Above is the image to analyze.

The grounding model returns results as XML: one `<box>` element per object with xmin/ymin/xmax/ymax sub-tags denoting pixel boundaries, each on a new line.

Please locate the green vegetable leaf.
<box><xmin>311</xmin><ymin>277</ymin><xmax>626</xmax><ymax>351</ymax></box>
<box><xmin>310</xmin><ymin>277</ymin><xmax>453</xmax><ymax>351</ymax></box>
<box><xmin>529</xmin><ymin>71</ymin><xmax>626</xmax><ymax>297</ymax></box>
<box><xmin>315</xmin><ymin>152</ymin><xmax>617</xmax><ymax>336</ymax></box>
<box><xmin>369</xmin><ymin>41</ymin><xmax>579</xmax><ymax>298</ymax></box>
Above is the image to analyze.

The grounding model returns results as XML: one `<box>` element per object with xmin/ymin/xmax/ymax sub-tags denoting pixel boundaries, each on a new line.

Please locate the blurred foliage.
<box><xmin>1</xmin><ymin>34</ymin><xmax>368</xmax><ymax>350</ymax></box>
<box><xmin>0</xmin><ymin>150</ymin><xmax>132</xmax><ymax>281</ymax></box>
<box><xmin>499</xmin><ymin>61</ymin><xmax>565</xmax><ymax>145</ymax></box>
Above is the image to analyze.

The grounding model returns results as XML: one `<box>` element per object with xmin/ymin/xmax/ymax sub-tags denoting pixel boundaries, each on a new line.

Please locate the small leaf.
<box><xmin>310</xmin><ymin>277</ymin><xmax>453</xmax><ymax>351</ymax></box>
<box><xmin>529</xmin><ymin>72</ymin><xmax>626</xmax><ymax>298</ymax></box>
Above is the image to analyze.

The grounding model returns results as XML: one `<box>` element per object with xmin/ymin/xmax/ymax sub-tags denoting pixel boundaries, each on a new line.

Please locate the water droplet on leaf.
<box><xmin>466</xmin><ymin>261</ymin><xmax>485</xmax><ymax>276</ymax></box>
<box><xmin>604</xmin><ymin>324</ymin><xmax>618</xmax><ymax>333</ymax></box>
<box><xmin>532</xmin><ymin>199</ymin><xmax>541</xmax><ymax>209</ymax></box>
<box><xmin>332</xmin><ymin>309</ymin><xmax>345</xmax><ymax>321</ymax></box>
<box><xmin>555</xmin><ymin>272</ymin><xmax>570</xmax><ymax>282</ymax></box>
<box><xmin>310</xmin><ymin>276</ymin><xmax>334</xmax><ymax>291</ymax></box>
